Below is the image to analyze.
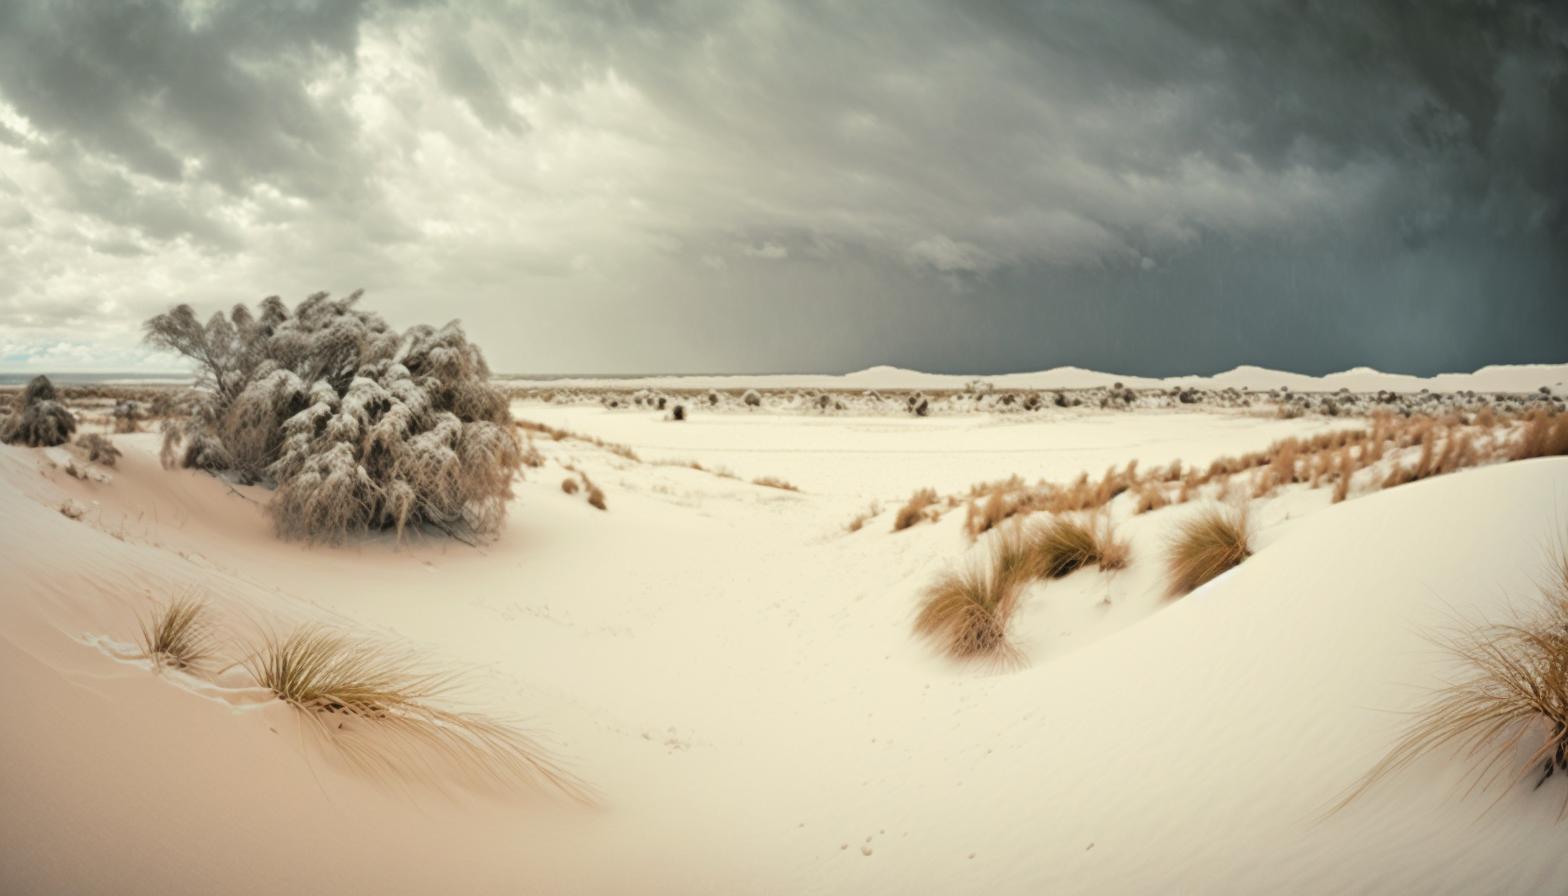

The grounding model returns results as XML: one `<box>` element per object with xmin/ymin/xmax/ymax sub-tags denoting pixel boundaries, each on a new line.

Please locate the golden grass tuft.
<box><xmin>245</xmin><ymin>624</ymin><xmax>595</xmax><ymax>802</ymax></box>
<box><xmin>1030</xmin><ymin>516</ymin><xmax>1104</xmax><ymax>578</ymax></box>
<box><xmin>1338</xmin><ymin>544</ymin><xmax>1568</xmax><ymax>817</ymax></box>
<box><xmin>893</xmin><ymin>488</ymin><xmax>939</xmax><ymax>531</ymax></box>
<box><xmin>136</xmin><ymin>592</ymin><xmax>216</xmax><ymax>672</ymax></box>
<box><xmin>752</xmin><ymin>475</ymin><xmax>799</xmax><ymax>491</ymax></box>
<box><xmin>1165</xmin><ymin>505</ymin><xmax>1252</xmax><ymax>596</ymax></box>
<box><xmin>1513</xmin><ymin>411</ymin><xmax>1568</xmax><ymax>461</ymax></box>
<box><xmin>1133</xmin><ymin>480</ymin><xmax>1171</xmax><ymax>514</ymax></box>
<box><xmin>913</xmin><ymin>528</ymin><xmax>1029</xmax><ymax>665</ymax></box>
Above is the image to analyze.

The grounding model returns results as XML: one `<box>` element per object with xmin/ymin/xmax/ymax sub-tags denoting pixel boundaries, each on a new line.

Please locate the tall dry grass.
<box><xmin>914</xmin><ymin>528</ymin><xmax>1029</xmax><ymax>665</ymax></box>
<box><xmin>245</xmin><ymin>624</ymin><xmax>594</xmax><ymax>801</ymax></box>
<box><xmin>1166</xmin><ymin>505</ymin><xmax>1252</xmax><ymax>596</ymax></box>
<box><xmin>1338</xmin><ymin>544</ymin><xmax>1568</xmax><ymax>817</ymax></box>
<box><xmin>1030</xmin><ymin>516</ymin><xmax>1106</xmax><ymax>578</ymax></box>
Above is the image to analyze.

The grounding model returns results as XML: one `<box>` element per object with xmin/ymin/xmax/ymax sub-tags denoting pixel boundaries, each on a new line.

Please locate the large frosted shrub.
<box><xmin>145</xmin><ymin>291</ymin><xmax>523</xmax><ymax>544</ymax></box>
<box><xmin>0</xmin><ymin>375</ymin><xmax>77</xmax><ymax>447</ymax></box>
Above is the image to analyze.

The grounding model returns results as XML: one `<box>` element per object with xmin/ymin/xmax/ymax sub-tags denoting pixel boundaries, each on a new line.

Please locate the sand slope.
<box><xmin>1</xmin><ymin>411</ymin><xmax>1566</xmax><ymax>894</ymax></box>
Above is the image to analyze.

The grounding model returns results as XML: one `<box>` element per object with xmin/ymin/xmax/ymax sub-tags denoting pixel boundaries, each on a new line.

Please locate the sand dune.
<box><xmin>507</xmin><ymin>362</ymin><xmax>1568</xmax><ymax>395</ymax></box>
<box><xmin>2</xmin><ymin>401</ymin><xmax>1567</xmax><ymax>894</ymax></box>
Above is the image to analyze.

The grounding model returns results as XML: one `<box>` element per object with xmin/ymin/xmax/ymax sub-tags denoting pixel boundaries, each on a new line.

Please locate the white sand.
<box><xmin>3</xmin><ymin>384</ymin><xmax>1567</xmax><ymax>894</ymax></box>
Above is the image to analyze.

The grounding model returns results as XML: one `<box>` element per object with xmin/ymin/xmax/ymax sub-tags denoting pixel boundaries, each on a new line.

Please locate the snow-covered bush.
<box><xmin>144</xmin><ymin>291</ymin><xmax>523</xmax><ymax>544</ymax></box>
<box><xmin>0</xmin><ymin>375</ymin><xmax>77</xmax><ymax>447</ymax></box>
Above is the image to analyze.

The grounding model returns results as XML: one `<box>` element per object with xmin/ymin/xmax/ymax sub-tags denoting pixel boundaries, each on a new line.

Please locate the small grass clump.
<box><xmin>914</xmin><ymin>529</ymin><xmax>1029</xmax><ymax>665</ymax></box>
<box><xmin>1023</xmin><ymin>515</ymin><xmax>1130</xmax><ymax>577</ymax></box>
<box><xmin>245</xmin><ymin>624</ymin><xmax>594</xmax><ymax>801</ymax></box>
<box><xmin>752</xmin><ymin>476</ymin><xmax>799</xmax><ymax>491</ymax></box>
<box><xmin>561</xmin><ymin>477</ymin><xmax>579</xmax><ymax>495</ymax></box>
<box><xmin>1340</xmin><ymin>544</ymin><xmax>1568</xmax><ymax>817</ymax></box>
<box><xmin>846</xmin><ymin>501</ymin><xmax>881</xmax><ymax>533</ymax></box>
<box><xmin>1165</xmin><ymin>505</ymin><xmax>1252</xmax><ymax>596</ymax></box>
<box><xmin>893</xmin><ymin>488</ymin><xmax>939</xmax><ymax>531</ymax></box>
<box><xmin>136</xmin><ymin>593</ymin><xmax>216</xmax><ymax>671</ymax></box>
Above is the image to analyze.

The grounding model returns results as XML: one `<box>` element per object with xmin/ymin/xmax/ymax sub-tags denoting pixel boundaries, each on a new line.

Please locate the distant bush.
<box><xmin>144</xmin><ymin>291</ymin><xmax>523</xmax><ymax>544</ymax></box>
<box><xmin>671</xmin><ymin>404</ymin><xmax>686</xmax><ymax>421</ymax></box>
<box><xmin>742</xmin><ymin>389</ymin><xmax>761</xmax><ymax>407</ymax></box>
<box><xmin>1166</xmin><ymin>505</ymin><xmax>1252</xmax><ymax>596</ymax></box>
<box><xmin>112</xmin><ymin>400</ymin><xmax>144</xmax><ymax>433</ymax></box>
<box><xmin>0</xmin><ymin>375</ymin><xmax>77</xmax><ymax>447</ymax></box>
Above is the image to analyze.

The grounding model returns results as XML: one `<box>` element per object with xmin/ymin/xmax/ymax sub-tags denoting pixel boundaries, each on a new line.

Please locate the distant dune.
<box><xmin>503</xmin><ymin>362</ymin><xmax>1568</xmax><ymax>394</ymax></box>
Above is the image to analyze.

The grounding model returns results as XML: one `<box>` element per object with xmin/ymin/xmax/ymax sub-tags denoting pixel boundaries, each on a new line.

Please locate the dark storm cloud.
<box><xmin>0</xmin><ymin>0</ymin><xmax>1562</xmax><ymax>374</ymax></box>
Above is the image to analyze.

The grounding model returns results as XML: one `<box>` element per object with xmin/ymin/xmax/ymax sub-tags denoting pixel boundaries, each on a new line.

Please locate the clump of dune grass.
<box><xmin>1338</xmin><ymin>544</ymin><xmax>1568</xmax><ymax>817</ymax></box>
<box><xmin>136</xmin><ymin>593</ymin><xmax>216</xmax><ymax>672</ymax></box>
<box><xmin>1165</xmin><ymin>505</ymin><xmax>1252</xmax><ymax>596</ymax></box>
<box><xmin>1030</xmin><ymin>516</ymin><xmax>1103</xmax><ymax>578</ymax></box>
<box><xmin>245</xmin><ymin>624</ymin><xmax>594</xmax><ymax>802</ymax></box>
<box><xmin>752</xmin><ymin>475</ymin><xmax>799</xmax><ymax>491</ymax></box>
<box><xmin>581</xmin><ymin>473</ymin><xmax>606</xmax><ymax>510</ymax></box>
<box><xmin>560</xmin><ymin>477</ymin><xmax>579</xmax><ymax>495</ymax></box>
<box><xmin>1094</xmin><ymin>518</ymin><xmax>1132</xmax><ymax>571</ymax></box>
<box><xmin>893</xmin><ymin>488</ymin><xmax>939</xmax><ymax>531</ymax></box>
<box><xmin>914</xmin><ymin>528</ymin><xmax>1029</xmax><ymax>665</ymax></box>
<box><xmin>846</xmin><ymin>501</ymin><xmax>881</xmax><ymax>533</ymax></box>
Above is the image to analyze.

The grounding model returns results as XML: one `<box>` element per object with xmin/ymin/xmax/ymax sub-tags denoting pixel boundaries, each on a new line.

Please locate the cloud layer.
<box><xmin>1</xmin><ymin>0</ymin><xmax>1563</xmax><ymax>375</ymax></box>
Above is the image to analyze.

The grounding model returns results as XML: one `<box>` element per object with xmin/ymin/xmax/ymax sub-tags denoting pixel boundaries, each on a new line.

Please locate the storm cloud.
<box><xmin>0</xmin><ymin>0</ymin><xmax>1562</xmax><ymax>375</ymax></box>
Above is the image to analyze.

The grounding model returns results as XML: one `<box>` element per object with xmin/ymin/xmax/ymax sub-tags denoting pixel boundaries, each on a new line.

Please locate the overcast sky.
<box><xmin>0</xmin><ymin>0</ymin><xmax>1563</xmax><ymax>377</ymax></box>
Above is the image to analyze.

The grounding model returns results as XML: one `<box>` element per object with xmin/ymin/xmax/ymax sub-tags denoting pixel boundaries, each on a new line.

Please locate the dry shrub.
<box><xmin>136</xmin><ymin>592</ymin><xmax>216</xmax><ymax>672</ymax></box>
<box><xmin>753</xmin><ymin>476</ymin><xmax>799</xmax><ymax>491</ymax></box>
<box><xmin>913</xmin><ymin>527</ymin><xmax>1029</xmax><ymax>665</ymax></box>
<box><xmin>1340</xmin><ymin>544</ymin><xmax>1568</xmax><ymax>817</ymax></box>
<box><xmin>145</xmin><ymin>293</ymin><xmax>523</xmax><ymax>545</ymax></box>
<box><xmin>0</xmin><ymin>375</ymin><xmax>77</xmax><ymax>448</ymax></box>
<box><xmin>244</xmin><ymin>624</ymin><xmax>594</xmax><ymax>801</ymax></box>
<box><xmin>76</xmin><ymin>433</ymin><xmax>123</xmax><ymax>466</ymax></box>
<box><xmin>894</xmin><ymin>488</ymin><xmax>939</xmax><ymax>531</ymax></box>
<box><xmin>1513</xmin><ymin>412</ymin><xmax>1568</xmax><ymax>461</ymax></box>
<box><xmin>1166</xmin><ymin>505</ymin><xmax>1252</xmax><ymax>596</ymax></box>
<box><xmin>561</xmin><ymin>477</ymin><xmax>579</xmax><ymax>495</ymax></box>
